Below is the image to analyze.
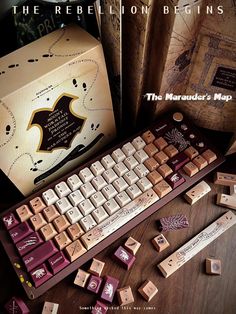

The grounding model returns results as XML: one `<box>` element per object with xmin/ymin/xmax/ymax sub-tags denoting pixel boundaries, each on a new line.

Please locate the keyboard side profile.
<box><xmin>0</xmin><ymin>112</ymin><xmax>225</xmax><ymax>299</ymax></box>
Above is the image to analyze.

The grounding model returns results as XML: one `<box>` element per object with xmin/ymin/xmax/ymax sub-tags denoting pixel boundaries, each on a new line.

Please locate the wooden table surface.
<box><xmin>0</xmin><ymin>155</ymin><xmax>236</xmax><ymax>314</ymax></box>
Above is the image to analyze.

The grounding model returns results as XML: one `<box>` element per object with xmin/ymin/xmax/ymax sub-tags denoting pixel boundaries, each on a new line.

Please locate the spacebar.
<box><xmin>81</xmin><ymin>189</ymin><xmax>159</xmax><ymax>249</ymax></box>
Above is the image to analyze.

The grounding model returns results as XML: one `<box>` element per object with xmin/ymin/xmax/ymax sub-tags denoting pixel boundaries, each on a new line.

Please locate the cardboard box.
<box><xmin>0</xmin><ymin>24</ymin><xmax>116</xmax><ymax>196</ymax></box>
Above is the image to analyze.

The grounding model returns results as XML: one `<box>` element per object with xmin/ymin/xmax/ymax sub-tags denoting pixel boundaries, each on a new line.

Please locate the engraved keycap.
<box><xmin>74</xmin><ymin>269</ymin><xmax>90</xmax><ymax>288</ymax></box>
<box><xmin>64</xmin><ymin>239</ymin><xmax>87</xmax><ymax>262</ymax></box>
<box><xmin>132</xmin><ymin>136</ymin><xmax>146</xmax><ymax>150</ymax></box>
<box><xmin>193</xmin><ymin>155</ymin><xmax>208</xmax><ymax>170</ymax></box>
<box><xmin>166</xmin><ymin>172</ymin><xmax>185</xmax><ymax>189</ymax></box>
<box><xmin>167</xmin><ymin>152</ymin><xmax>190</xmax><ymax>171</ymax></box>
<box><xmin>154</xmin><ymin>180</ymin><xmax>172</xmax><ymax>198</ymax></box>
<box><xmin>48</xmin><ymin>251</ymin><xmax>70</xmax><ymax>275</ymax></box>
<box><xmin>30</xmin><ymin>263</ymin><xmax>52</xmax><ymax>287</ymax></box>
<box><xmin>67</xmin><ymin>174</ymin><xmax>83</xmax><ymax>191</ymax></box>
<box><xmin>42</xmin><ymin>189</ymin><xmax>59</xmax><ymax>206</ymax></box>
<box><xmin>55</xmin><ymin>181</ymin><xmax>71</xmax><ymax>198</ymax></box>
<box><xmin>67</xmin><ymin>223</ymin><xmax>84</xmax><ymax>241</ymax></box>
<box><xmin>54</xmin><ymin>231</ymin><xmax>72</xmax><ymax>250</ymax></box>
<box><xmin>202</xmin><ymin>149</ymin><xmax>217</xmax><ymax>164</ymax></box>
<box><xmin>43</xmin><ymin>205</ymin><xmax>60</xmax><ymax>222</ymax></box>
<box><xmin>87</xmin><ymin>275</ymin><xmax>103</xmax><ymax>294</ymax></box>
<box><xmin>100</xmin><ymin>276</ymin><xmax>119</xmax><ymax>303</ymax></box>
<box><xmin>30</xmin><ymin>213</ymin><xmax>47</xmax><ymax>231</ymax></box>
<box><xmin>23</xmin><ymin>240</ymin><xmax>58</xmax><ymax>271</ymax></box>
<box><xmin>117</xmin><ymin>286</ymin><xmax>134</xmax><ymax>306</ymax></box>
<box><xmin>9</xmin><ymin>221</ymin><xmax>33</xmax><ymax>244</ymax></box>
<box><xmin>142</xmin><ymin>130</ymin><xmax>155</xmax><ymax>144</ymax></box>
<box><xmin>16</xmin><ymin>232</ymin><xmax>43</xmax><ymax>256</ymax></box>
<box><xmin>29</xmin><ymin>197</ymin><xmax>46</xmax><ymax>214</ymax></box>
<box><xmin>40</xmin><ymin>223</ymin><xmax>57</xmax><ymax>241</ymax></box>
<box><xmin>183</xmin><ymin>162</ymin><xmax>199</xmax><ymax>177</ymax></box>
<box><xmin>2</xmin><ymin>212</ymin><xmax>19</xmax><ymax>230</ymax></box>
<box><xmin>113</xmin><ymin>246</ymin><xmax>136</xmax><ymax>270</ymax></box>
<box><xmin>16</xmin><ymin>205</ymin><xmax>33</xmax><ymax>222</ymax></box>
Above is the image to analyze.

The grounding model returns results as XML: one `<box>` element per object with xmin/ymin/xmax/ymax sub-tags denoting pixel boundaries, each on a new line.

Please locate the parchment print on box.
<box><xmin>0</xmin><ymin>25</ymin><xmax>116</xmax><ymax>196</ymax></box>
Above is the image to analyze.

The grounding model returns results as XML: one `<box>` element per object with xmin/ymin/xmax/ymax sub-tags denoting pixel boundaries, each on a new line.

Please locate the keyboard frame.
<box><xmin>0</xmin><ymin>113</ymin><xmax>225</xmax><ymax>299</ymax></box>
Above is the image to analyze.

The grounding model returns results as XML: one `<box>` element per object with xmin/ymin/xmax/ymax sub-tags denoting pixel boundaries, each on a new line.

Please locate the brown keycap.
<box><xmin>138</xmin><ymin>280</ymin><xmax>158</xmax><ymax>302</ymax></box>
<box><xmin>16</xmin><ymin>205</ymin><xmax>33</xmax><ymax>222</ymax></box>
<box><xmin>40</xmin><ymin>223</ymin><xmax>57</xmax><ymax>241</ymax></box>
<box><xmin>29</xmin><ymin>197</ymin><xmax>46</xmax><ymax>214</ymax></box>
<box><xmin>154</xmin><ymin>137</ymin><xmax>168</xmax><ymax>150</ymax></box>
<box><xmin>117</xmin><ymin>286</ymin><xmax>134</xmax><ymax>306</ymax></box>
<box><xmin>124</xmin><ymin>237</ymin><xmax>141</xmax><ymax>255</ymax></box>
<box><xmin>53</xmin><ymin>215</ymin><xmax>70</xmax><ymax>233</ymax></box>
<box><xmin>30</xmin><ymin>213</ymin><xmax>47</xmax><ymax>231</ymax></box>
<box><xmin>158</xmin><ymin>164</ymin><xmax>173</xmax><ymax>178</ymax></box>
<box><xmin>152</xmin><ymin>234</ymin><xmax>170</xmax><ymax>252</ymax></box>
<box><xmin>67</xmin><ymin>223</ymin><xmax>84</xmax><ymax>241</ymax></box>
<box><xmin>89</xmin><ymin>258</ymin><xmax>105</xmax><ymax>277</ymax></box>
<box><xmin>205</xmin><ymin>258</ymin><xmax>221</xmax><ymax>275</ymax></box>
<box><xmin>43</xmin><ymin>205</ymin><xmax>60</xmax><ymax>222</ymax></box>
<box><xmin>202</xmin><ymin>149</ymin><xmax>217</xmax><ymax>164</ymax></box>
<box><xmin>74</xmin><ymin>269</ymin><xmax>90</xmax><ymax>288</ymax></box>
<box><xmin>54</xmin><ymin>231</ymin><xmax>72</xmax><ymax>250</ymax></box>
<box><xmin>154</xmin><ymin>151</ymin><xmax>169</xmax><ymax>165</ymax></box>
<box><xmin>184</xmin><ymin>146</ymin><xmax>199</xmax><ymax>159</ymax></box>
<box><xmin>64</xmin><ymin>240</ymin><xmax>87</xmax><ymax>262</ymax></box>
<box><xmin>183</xmin><ymin>162</ymin><xmax>199</xmax><ymax>177</ymax></box>
<box><xmin>193</xmin><ymin>155</ymin><xmax>208</xmax><ymax>170</ymax></box>
<box><xmin>144</xmin><ymin>158</ymin><xmax>159</xmax><ymax>171</ymax></box>
<box><xmin>144</xmin><ymin>143</ymin><xmax>158</xmax><ymax>157</ymax></box>
<box><xmin>142</xmin><ymin>130</ymin><xmax>155</xmax><ymax>144</ymax></box>
<box><xmin>147</xmin><ymin>171</ymin><xmax>163</xmax><ymax>185</ymax></box>
<box><xmin>164</xmin><ymin>145</ymin><xmax>178</xmax><ymax>158</ymax></box>
<box><xmin>154</xmin><ymin>180</ymin><xmax>172</xmax><ymax>198</ymax></box>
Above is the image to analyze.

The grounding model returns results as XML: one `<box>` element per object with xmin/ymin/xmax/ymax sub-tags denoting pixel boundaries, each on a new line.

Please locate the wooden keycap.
<box><xmin>113</xmin><ymin>246</ymin><xmax>136</xmax><ymax>270</ymax></box>
<box><xmin>74</xmin><ymin>269</ymin><xmax>90</xmax><ymax>288</ymax></box>
<box><xmin>147</xmin><ymin>170</ymin><xmax>163</xmax><ymax>185</ymax></box>
<box><xmin>67</xmin><ymin>223</ymin><xmax>84</xmax><ymax>241</ymax></box>
<box><xmin>142</xmin><ymin>130</ymin><xmax>155</xmax><ymax>144</ymax></box>
<box><xmin>184</xmin><ymin>146</ymin><xmax>199</xmax><ymax>160</ymax></box>
<box><xmin>138</xmin><ymin>280</ymin><xmax>158</xmax><ymax>302</ymax></box>
<box><xmin>144</xmin><ymin>143</ymin><xmax>158</xmax><ymax>157</ymax></box>
<box><xmin>157</xmin><ymin>214</ymin><xmax>189</xmax><ymax>232</ymax></box>
<box><xmin>42</xmin><ymin>302</ymin><xmax>59</xmax><ymax>314</ymax></box>
<box><xmin>89</xmin><ymin>258</ymin><xmax>105</xmax><ymax>277</ymax></box>
<box><xmin>53</xmin><ymin>215</ymin><xmax>70</xmax><ymax>233</ymax></box>
<box><xmin>64</xmin><ymin>239</ymin><xmax>87</xmax><ymax>262</ymax></box>
<box><xmin>40</xmin><ymin>223</ymin><xmax>57</xmax><ymax>241</ymax></box>
<box><xmin>183</xmin><ymin>162</ymin><xmax>199</xmax><ymax>177</ymax></box>
<box><xmin>154</xmin><ymin>137</ymin><xmax>168</xmax><ymax>150</ymax></box>
<box><xmin>158</xmin><ymin>164</ymin><xmax>173</xmax><ymax>178</ymax></box>
<box><xmin>29</xmin><ymin>197</ymin><xmax>46</xmax><ymax>214</ymax></box>
<box><xmin>214</xmin><ymin>172</ymin><xmax>236</xmax><ymax>186</ymax></box>
<box><xmin>30</xmin><ymin>213</ymin><xmax>47</xmax><ymax>231</ymax></box>
<box><xmin>4</xmin><ymin>297</ymin><xmax>30</xmax><ymax>314</ymax></box>
<box><xmin>152</xmin><ymin>234</ymin><xmax>170</xmax><ymax>252</ymax></box>
<box><xmin>54</xmin><ymin>231</ymin><xmax>72</xmax><ymax>250</ymax></box>
<box><xmin>144</xmin><ymin>157</ymin><xmax>159</xmax><ymax>171</ymax></box>
<box><xmin>164</xmin><ymin>145</ymin><xmax>178</xmax><ymax>158</ymax></box>
<box><xmin>92</xmin><ymin>301</ymin><xmax>108</xmax><ymax>314</ymax></box>
<box><xmin>87</xmin><ymin>275</ymin><xmax>103</xmax><ymax>294</ymax></box>
<box><xmin>154</xmin><ymin>180</ymin><xmax>172</xmax><ymax>198</ymax></box>
<box><xmin>43</xmin><ymin>205</ymin><xmax>60</xmax><ymax>222</ymax></box>
<box><xmin>216</xmin><ymin>193</ymin><xmax>236</xmax><ymax>210</ymax></box>
<box><xmin>117</xmin><ymin>286</ymin><xmax>134</xmax><ymax>306</ymax></box>
<box><xmin>100</xmin><ymin>276</ymin><xmax>119</xmax><ymax>303</ymax></box>
<box><xmin>184</xmin><ymin>181</ymin><xmax>211</xmax><ymax>205</ymax></box>
<box><xmin>154</xmin><ymin>151</ymin><xmax>169</xmax><ymax>165</ymax></box>
<box><xmin>124</xmin><ymin>237</ymin><xmax>141</xmax><ymax>255</ymax></box>
<box><xmin>193</xmin><ymin>155</ymin><xmax>208</xmax><ymax>170</ymax></box>
<box><xmin>16</xmin><ymin>205</ymin><xmax>33</xmax><ymax>222</ymax></box>
<box><xmin>202</xmin><ymin>149</ymin><xmax>217</xmax><ymax>164</ymax></box>
<box><xmin>205</xmin><ymin>258</ymin><xmax>221</xmax><ymax>275</ymax></box>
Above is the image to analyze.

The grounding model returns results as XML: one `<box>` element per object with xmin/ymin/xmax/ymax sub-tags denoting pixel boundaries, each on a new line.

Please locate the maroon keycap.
<box><xmin>23</xmin><ymin>240</ymin><xmax>58</xmax><ymax>272</ymax></box>
<box><xmin>87</xmin><ymin>275</ymin><xmax>103</xmax><ymax>294</ymax></box>
<box><xmin>9</xmin><ymin>221</ymin><xmax>33</xmax><ymax>244</ymax></box>
<box><xmin>157</xmin><ymin>214</ymin><xmax>189</xmax><ymax>232</ymax></box>
<box><xmin>92</xmin><ymin>301</ymin><xmax>108</xmax><ymax>314</ymax></box>
<box><xmin>16</xmin><ymin>232</ymin><xmax>43</xmax><ymax>256</ymax></box>
<box><xmin>2</xmin><ymin>213</ymin><xmax>19</xmax><ymax>230</ymax></box>
<box><xmin>48</xmin><ymin>251</ymin><xmax>70</xmax><ymax>274</ymax></box>
<box><xmin>166</xmin><ymin>172</ymin><xmax>185</xmax><ymax>189</ymax></box>
<box><xmin>4</xmin><ymin>296</ymin><xmax>30</xmax><ymax>314</ymax></box>
<box><xmin>167</xmin><ymin>152</ymin><xmax>190</xmax><ymax>171</ymax></box>
<box><xmin>153</xmin><ymin>120</ymin><xmax>173</xmax><ymax>137</ymax></box>
<box><xmin>100</xmin><ymin>275</ymin><xmax>119</xmax><ymax>303</ymax></box>
<box><xmin>30</xmin><ymin>263</ymin><xmax>52</xmax><ymax>287</ymax></box>
<box><xmin>113</xmin><ymin>246</ymin><xmax>136</xmax><ymax>270</ymax></box>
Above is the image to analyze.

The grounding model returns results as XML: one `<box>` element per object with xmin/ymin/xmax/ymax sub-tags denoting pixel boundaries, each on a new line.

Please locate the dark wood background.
<box><xmin>0</xmin><ymin>155</ymin><xmax>236</xmax><ymax>314</ymax></box>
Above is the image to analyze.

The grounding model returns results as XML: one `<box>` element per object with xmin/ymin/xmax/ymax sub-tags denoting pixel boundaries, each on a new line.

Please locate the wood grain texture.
<box><xmin>0</xmin><ymin>155</ymin><xmax>236</xmax><ymax>314</ymax></box>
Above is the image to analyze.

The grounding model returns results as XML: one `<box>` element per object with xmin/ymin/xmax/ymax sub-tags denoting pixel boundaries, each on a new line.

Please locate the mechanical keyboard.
<box><xmin>0</xmin><ymin>112</ymin><xmax>225</xmax><ymax>299</ymax></box>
